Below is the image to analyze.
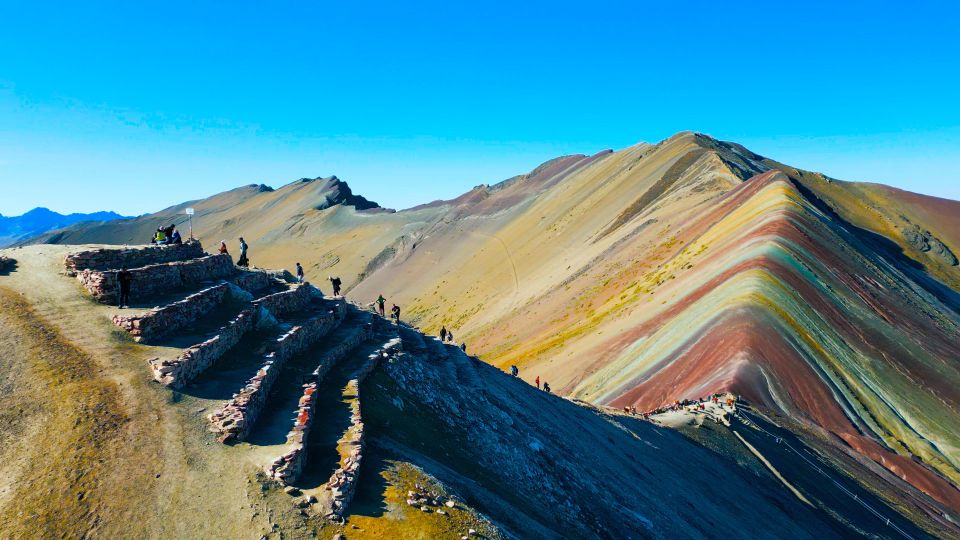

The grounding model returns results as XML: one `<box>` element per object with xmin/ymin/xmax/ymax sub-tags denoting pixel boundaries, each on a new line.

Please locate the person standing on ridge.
<box><xmin>535</xmin><ymin>376</ymin><xmax>540</xmax><ymax>389</ymax></box>
<box><xmin>447</xmin><ymin>331</ymin><xmax>453</xmax><ymax>343</ymax></box>
<box><xmin>329</xmin><ymin>276</ymin><xmax>342</xmax><ymax>296</ymax></box>
<box><xmin>460</xmin><ymin>342</ymin><xmax>467</xmax><ymax>353</ymax></box>
<box><xmin>237</xmin><ymin>237</ymin><xmax>249</xmax><ymax>267</ymax></box>
<box><xmin>170</xmin><ymin>226</ymin><xmax>183</xmax><ymax>245</ymax></box>
<box><xmin>117</xmin><ymin>267</ymin><xmax>132</xmax><ymax>309</ymax></box>
<box><xmin>218</xmin><ymin>240</ymin><xmax>229</xmax><ymax>255</ymax></box>
<box><xmin>376</xmin><ymin>294</ymin><xmax>386</xmax><ymax>317</ymax></box>
<box><xmin>391</xmin><ymin>304</ymin><xmax>401</xmax><ymax>324</ymax></box>
<box><xmin>295</xmin><ymin>262</ymin><xmax>304</xmax><ymax>284</ymax></box>
<box><xmin>510</xmin><ymin>365</ymin><xmax>518</xmax><ymax>377</ymax></box>
<box><xmin>543</xmin><ymin>382</ymin><xmax>551</xmax><ymax>393</ymax></box>
<box><xmin>439</xmin><ymin>326</ymin><xmax>447</xmax><ymax>342</ymax></box>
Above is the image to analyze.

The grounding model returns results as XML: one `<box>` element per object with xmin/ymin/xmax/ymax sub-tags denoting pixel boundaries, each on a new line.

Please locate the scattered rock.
<box><xmin>284</xmin><ymin>486</ymin><xmax>301</xmax><ymax>496</ymax></box>
<box><xmin>420</xmin><ymin>506</ymin><xmax>431</xmax><ymax>512</ymax></box>
<box><xmin>469</xmin><ymin>528</ymin><xmax>477</xmax><ymax>536</ymax></box>
<box><xmin>445</xmin><ymin>500</ymin><xmax>455</xmax><ymax>508</ymax></box>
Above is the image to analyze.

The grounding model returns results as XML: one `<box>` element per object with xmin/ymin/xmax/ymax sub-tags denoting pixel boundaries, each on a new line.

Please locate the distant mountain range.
<box><xmin>22</xmin><ymin>132</ymin><xmax>960</xmax><ymax>528</ymax></box>
<box><xmin>0</xmin><ymin>207</ymin><xmax>128</xmax><ymax>247</ymax></box>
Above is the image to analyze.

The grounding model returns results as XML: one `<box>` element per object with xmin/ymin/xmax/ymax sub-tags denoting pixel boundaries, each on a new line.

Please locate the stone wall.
<box><xmin>78</xmin><ymin>253</ymin><xmax>236</xmax><ymax>304</ymax></box>
<box><xmin>326</xmin><ymin>338</ymin><xmax>401</xmax><ymax>519</ymax></box>
<box><xmin>267</xmin><ymin>322</ymin><xmax>374</xmax><ymax>484</ymax></box>
<box><xmin>209</xmin><ymin>302</ymin><xmax>346</xmax><ymax>443</ymax></box>
<box><xmin>149</xmin><ymin>306</ymin><xmax>267</xmax><ymax>388</ymax></box>
<box><xmin>233</xmin><ymin>269</ymin><xmax>275</xmax><ymax>293</ymax></box>
<box><xmin>64</xmin><ymin>241</ymin><xmax>204</xmax><ymax>272</ymax></box>
<box><xmin>253</xmin><ymin>283</ymin><xmax>320</xmax><ymax>317</ymax></box>
<box><xmin>112</xmin><ymin>282</ymin><xmax>252</xmax><ymax>343</ymax></box>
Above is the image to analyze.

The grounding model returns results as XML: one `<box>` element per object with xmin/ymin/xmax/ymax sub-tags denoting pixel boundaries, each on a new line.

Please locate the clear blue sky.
<box><xmin>1</xmin><ymin>1</ymin><xmax>958</xmax><ymax>216</ymax></box>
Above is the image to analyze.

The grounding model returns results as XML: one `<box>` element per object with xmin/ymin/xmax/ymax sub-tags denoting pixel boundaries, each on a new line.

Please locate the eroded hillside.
<box><xmin>21</xmin><ymin>131</ymin><xmax>960</xmax><ymax>528</ymax></box>
<box><xmin>1</xmin><ymin>244</ymin><xmax>922</xmax><ymax>538</ymax></box>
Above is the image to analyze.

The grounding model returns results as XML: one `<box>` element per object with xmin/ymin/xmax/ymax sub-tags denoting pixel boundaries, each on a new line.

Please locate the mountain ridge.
<box><xmin>16</xmin><ymin>131</ymin><xmax>960</xmax><ymax>518</ymax></box>
<box><xmin>0</xmin><ymin>207</ymin><xmax>128</xmax><ymax>247</ymax></box>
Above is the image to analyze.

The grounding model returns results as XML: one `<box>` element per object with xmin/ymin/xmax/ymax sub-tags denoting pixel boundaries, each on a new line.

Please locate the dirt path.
<box><xmin>0</xmin><ymin>246</ymin><xmax>278</xmax><ymax>538</ymax></box>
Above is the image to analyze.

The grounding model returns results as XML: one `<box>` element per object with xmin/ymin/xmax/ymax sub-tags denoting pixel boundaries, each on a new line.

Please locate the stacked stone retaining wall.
<box><xmin>149</xmin><ymin>306</ymin><xmax>266</xmax><ymax>388</ymax></box>
<box><xmin>267</xmin><ymin>322</ymin><xmax>374</xmax><ymax>484</ymax></box>
<box><xmin>233</xmin><ymin>269</ymin><xmax>275</xmax><ymax>293</ymax></box>
<box><xmin>326</xmin><ymin>338</ymin><xmax>401</xmax><ymax>519</ymax></box>
<box><xmin>209</xmin><ymin>302</ymin><xmax>346</xmax><ymax>443</ymax></box>
<box><xmin>253</xmin><ymin>283</ymin><xmax>320</xmax><ymax>317</ymax></box>
<box><xmin>65</xmin><ymin>241</ymin><xmax>204</xmax><ymax>272</ymax></box>
<box><xmin>112</xmin><ymin>282</ymin><xmax>251</xmax><ymax>343</ymax></box>
<box><xmin>78</xmin><ymin>253</ymin><xmax>236</xmax><ymax>304</ymax></box>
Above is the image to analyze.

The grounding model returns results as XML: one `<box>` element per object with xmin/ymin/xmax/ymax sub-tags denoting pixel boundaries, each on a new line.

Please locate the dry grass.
<box><xmin>0</xmin><ymin>287</ymin><xmax>129</xmax><ymax>537</ymax></box>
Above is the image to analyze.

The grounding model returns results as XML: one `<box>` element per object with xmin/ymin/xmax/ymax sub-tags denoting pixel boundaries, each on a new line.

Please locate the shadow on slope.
<box><xmin>356</xmin><ymin>343</ymin><xmax>859</xmax><ymax>539</ymax></box>
<box><xmin>790</xmin><ymin>178</ymin><xmax>960</xmax><ymax>313</ymax></box>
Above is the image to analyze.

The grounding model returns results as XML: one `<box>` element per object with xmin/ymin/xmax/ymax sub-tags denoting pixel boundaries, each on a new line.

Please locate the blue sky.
<box><xmin>0</xmin><ymin>1</ymin><xmax>958</xmax><ymax>216</ymax></box>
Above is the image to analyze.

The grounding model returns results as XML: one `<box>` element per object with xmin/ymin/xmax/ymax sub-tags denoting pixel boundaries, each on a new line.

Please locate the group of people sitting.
<box><xmin>150</xmin><ymin>224</ymin><xmax>183</xmax><ymax>245</ymax></box>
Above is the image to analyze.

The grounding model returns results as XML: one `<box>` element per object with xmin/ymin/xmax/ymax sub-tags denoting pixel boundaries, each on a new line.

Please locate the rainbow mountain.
<box><xmin>29</xmin><ymin>131</ymin><xmax>960</xmax><ymax>523</ymax></box>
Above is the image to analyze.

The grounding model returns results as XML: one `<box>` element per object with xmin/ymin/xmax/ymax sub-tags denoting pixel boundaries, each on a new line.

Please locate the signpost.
<box><xmin>185</xmin><ymin>208</ymin><xmax>195</xmax><ymax>240</ymax></box>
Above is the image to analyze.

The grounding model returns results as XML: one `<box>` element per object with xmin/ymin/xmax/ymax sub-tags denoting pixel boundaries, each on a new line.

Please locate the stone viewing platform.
<box><xmin>60</xmin><ymin>242</ymin><xmax>442</xmax><ymax>522</ymax></box>
<box><xmin>112</xmin><ymin>282</ymin><xmax>253</xmax><ymax>343</ymax></box>
<box><xmin>266</xmin><ymin>319</ymin><xmax>374</xmax><ymax>485</ymax></box>
<box><xmin>209</xmin><ymin>301</ymin><xmax>347</xmax><ymax>443</ymax></box>
<box><xmin>64</xmin><ymin>241</ymin><xmax>204</xmax><ymax>273</ymax></box>
<box><xmin>77</xmin><ymin>253</ymin><xmax>237</xmax><ymax>304</ymax></box>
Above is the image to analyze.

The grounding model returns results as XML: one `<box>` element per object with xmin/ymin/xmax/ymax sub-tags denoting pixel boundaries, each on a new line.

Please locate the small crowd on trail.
<box><xmin>631</xmin><ymin>393</ymin><xmax>740</xmax><ymax>420</ymax></box>
<box><xmin>510</xmin><ymin>366</ymin><xmax>552</xmax><ymax>394</ymax></box>
<box><xmin>149</xmin><ymin>224</ymin><xmax>183</xmax><ymax>246</ymax></box>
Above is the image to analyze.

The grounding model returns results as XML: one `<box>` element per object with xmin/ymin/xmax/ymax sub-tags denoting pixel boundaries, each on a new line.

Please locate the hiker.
<box><xmin>543</xmin><ymin>382</ymin><xmax>551</xmax><ymax>393</ymax></box>
<box><xmin>218</xmin><ymin>240</ymin><xmax>229</xmax><ymax>255</ymax></box>
<box><xmin>237</xmin><ymin>237</ymin><xmax>249</xmax><ymax>267</ymax></box>
<box><xmin>391</xmin><ymin>304</ymin><xmax>401</xmax><ymax>324</ymax></box>
<box><xmin>163</xmin><ymin>224</ymin><xmax>175</xmax><ymax>240</ymax></box>
<box><xmin>447</xmin><ymin>331</ymin><xmax>454</xmax><ymax>343</ymax></box>
<box><xmin>460</xmin><ymin>342</ymin><xmax>467</xmax><ymax>353</ymax></box>
<box><xmin>535</xmin><ymin>376</ymin><xmax>540</xmax><ymax>389</ymax></box>
<box><xmin>169</xmin><ymin>226</ymin><xmax>183</xmax><ymax>245</ymax></box>
<box><xmin>510</xmin><ymin>365</ymin><xmax>518</xmax><ymax>377</ymax></box>
<box><xmin>376</xmin><ymin>295</ymin><xmax>386</xmax><ymax>317</ymax></box>
<box><xmin>152</xmin><ymin>227</ymin><xmax>167</xmax><ymax>245</ymax></box>
<box><xmin>117</xmin><ymin>267</ymin><xmax>132</xmax><ymax>308</ymax></box>
<box><xmin>439</xmin><ymin>326</ymin><xmax>447</xmax><ymax>341</ymax></box>
<box><xmin>295</xmin><ymin>262</ymin><xmax>304</xmax><ymax>284</ymax></box>
<box><xmin>329</xmin><ymin>276</ymin><xmax>342</xmax><ymax>296</ymax></box>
